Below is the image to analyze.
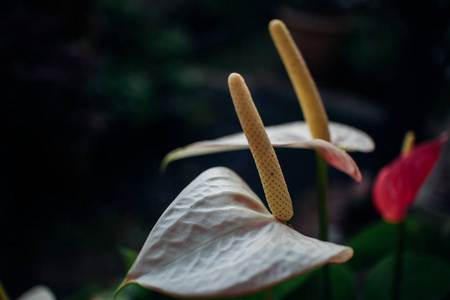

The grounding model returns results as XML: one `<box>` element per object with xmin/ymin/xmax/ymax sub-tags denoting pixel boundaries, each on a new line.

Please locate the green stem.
<box><xmin>442</xmin><ymin>216</ymin><xmax>450</xmax><ymax>239</ymax></box>
<box><xmin>321</xmin><ymin>265</ymin><xmax>331</xmax><ymax>300</ymax></box>
<box><xmin>264</xmin><ymin>286</ymin><xmax>273</xmax><ymax>300</ymax></box>
<box><xmin>392</xmin><ymin>220</ymin><xmax>405</xmax><ymax>300</ymax></box>
<box><xmin>315</xmin><ymin>152</ymin><xmax>330</xmax><ymax>300</ymax></box>
<box><xmin>316</xmin><ymin>152</ymin><xmax>329</xmax><ymax>242</ymax></box>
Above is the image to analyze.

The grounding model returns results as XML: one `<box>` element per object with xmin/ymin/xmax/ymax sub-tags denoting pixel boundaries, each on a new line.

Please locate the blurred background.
<box><xmin>1</xmin><ymin>0</ymin><xmax>450</xmax><ymax>298</ymax></box>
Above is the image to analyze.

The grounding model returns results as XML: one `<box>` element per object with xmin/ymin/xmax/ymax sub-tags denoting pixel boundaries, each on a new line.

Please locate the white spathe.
<box><xmin>17</xmin><ymin>286</ymin><xmax>56</xmax><ymax>300</ymax></box>
<box><xmin>125</xmin><ymin>167</ymin><xmax>353</xmax><ymax>298</ymax></box>
<box><xmin>162</xmin><ymin>121</ymin><xmax>375</xmax><ymax>182</ymax></box>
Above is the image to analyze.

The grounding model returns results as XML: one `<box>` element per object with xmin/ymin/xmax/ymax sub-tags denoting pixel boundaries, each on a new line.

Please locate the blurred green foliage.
<box><xmin>348</xmin><ymin>218</ymin><xmax>450</xmax><ymax>271</ymax></box>
<box><xmin>364</xmin><ymin>251</ymin><xmax>450</xmax><ymax>300</ymax></box>
<box><xmin>87</xmin><ymin>0</ymin><xmax>195</xmax><ymax>126</ymax></box>
<box><xmin>3</xmin><ymin>0</ymin><xmax>450</xmax><ymax>299</ymax></box>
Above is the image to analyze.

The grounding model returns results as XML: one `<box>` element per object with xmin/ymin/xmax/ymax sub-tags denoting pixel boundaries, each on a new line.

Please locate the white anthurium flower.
<box><xmin>162</xmin><ymin>121</ymin><xmax>374</xmax><ymax>183</ymax></box>
<box><xmin>17</xmin><ymin>285</ymin><xmax>56</xmax><ymax>300</ymax></box>
<box><xmin>118</xmin><ymin>167</ymin><xmax>353</xmax><ymax>298</ymax></box>
<box><xmin>116</xmin><ymin>74</ymin><xmax>354</xmax><ymax>298</ymax></box>
<box><xmin>162</xmin><ymin>19</ymin><xmax>376</xmax><ymax>183</ymax></box>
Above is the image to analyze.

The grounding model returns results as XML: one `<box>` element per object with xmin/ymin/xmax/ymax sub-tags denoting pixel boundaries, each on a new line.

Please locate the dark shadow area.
<box><xmin>1</xmin><ymin>0</ymin><xmax>450</xmax><ymax>298</ymax></box>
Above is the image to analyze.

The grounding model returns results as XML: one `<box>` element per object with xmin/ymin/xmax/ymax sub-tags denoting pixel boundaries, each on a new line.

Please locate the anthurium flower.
<box><xmin>373</xmin><ymin>134</ymin><xmax>448</xmax><ymax>223</ymax></box>
<box><xmin>161</xmin><ymin>20</ymin><xmax>374</xmax><ymax>183</ymax></box>
<box><xmin>118</xmin><ymin>167</ymin><xmax>353</xmax><ymax>298</ymax></box>
<box><xmin>117</xmin><ymin>73</ymin><xmax>353</xmax><ymax>298</ymax></box>
<box><xmin>162</xmin><ymin>121</ymin><xmax>373</xmax><ymax>182</ymax></box>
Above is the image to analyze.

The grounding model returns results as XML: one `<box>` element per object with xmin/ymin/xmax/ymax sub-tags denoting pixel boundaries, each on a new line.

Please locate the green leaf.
<box><xmin>347</xmin><ymin>218</ymin><xmax>450</xmax><ymax>270</ymax></box>
<box><xmin>118</xmin><ymin>246</ymin><xmax>139</xmax><ymax>270</ymax></box>
<box><xmin>364</xmin><ymin>251</ymin><xmax>450</xmax><ymax>300</ymax></box>
<box><xmin>406</xmin><ymin>218</ymin><xmax>450</xmax><ymax>260</ymax></box>
<box><xmin>281</xmin><ymin>264</ymin><xmax>356</xmax><ymax>300</ymax></box>
<box><xmin>347</xmin><ymin>220</ymin><xmax>397</xmax><ymax>270</ymax></box>
<box><xmin>68</xmin><ymin>281</ymin><xmax>152</xmax><ymax>300</ymax></box>
<box><xmin>272</xmin><ymin>269</ymin><xmax>315</xmax><ymax>300</ymax></box>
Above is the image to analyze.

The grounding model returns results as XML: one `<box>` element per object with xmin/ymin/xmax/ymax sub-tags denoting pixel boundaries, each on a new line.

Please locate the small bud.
<box><xmin>401</xmin><ymin>130</ymin><xmax>415</xmax><ymax>156</ymax></box>
<box><xmin>228</xmin><ymin>73</ymin><xmax>293</xmax><ymax>222</ymax></box>
<box><xmin>269</xmin><ymin>19</ymin><xmax>330</xmax><ymax>142</ymax></box>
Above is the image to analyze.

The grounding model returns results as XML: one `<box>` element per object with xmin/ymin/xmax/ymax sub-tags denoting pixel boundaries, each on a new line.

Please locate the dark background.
<box><xmin>1</xmin><ymin>0</ymin><xmax>450</xmax><ymax>298</ymax></box>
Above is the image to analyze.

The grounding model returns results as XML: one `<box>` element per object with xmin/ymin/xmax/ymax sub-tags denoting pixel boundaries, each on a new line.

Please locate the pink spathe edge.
<box><xmin>287</xmin><ymin>138</ymin><xmax>362</xmax><ymax>183</ymax></box>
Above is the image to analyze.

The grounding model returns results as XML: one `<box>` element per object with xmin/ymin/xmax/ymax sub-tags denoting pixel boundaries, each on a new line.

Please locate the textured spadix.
<box><xmin>162</xmin><ymin>121</ymin><xmax>373</xmax><ymax>182</ymax></box>
<box><xmin>228</xmin><ymin>73</ymin><xmax>293</xmax><ymax>221</ymax></box>
<box><xmin>123</xmin><ymin>167</ymin><xmax>353</xmax><ymax>298</ymax></box>
<box><xmin>269</xmin><ymin>19</ymin><xmax>330</xmax><ymax>141</ymax></box>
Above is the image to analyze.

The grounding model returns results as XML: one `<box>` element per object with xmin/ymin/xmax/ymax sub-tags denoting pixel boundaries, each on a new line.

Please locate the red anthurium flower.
<box><xmin>373</xmin><ymin>134</ymin><xmax>447</xmax><ymax>223</ymax></box>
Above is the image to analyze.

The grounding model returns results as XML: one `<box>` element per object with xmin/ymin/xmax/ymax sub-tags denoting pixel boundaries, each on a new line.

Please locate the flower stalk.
<box><xmin>392</xmin><ymin>130</ymin><xmax>414</xmax><ymax>300</ymax></box>
<box><xmin>264</xmin><ymin>287</ymin><xmax>273</xmax><ymax>300</ymax></box>
<box><xmin>317</xmin><ymin>152</ymin><xmax>331</xmax><ymax>300</ymax></box>
<box><xmin>316</xmin><ymin>153</ymin><xmax>329</xmax><ymax>242</ymax></box>
<box><xmin>392</xmin><ymin>220</ymin><xmax>405</xmax><ymax>300</ymax></box>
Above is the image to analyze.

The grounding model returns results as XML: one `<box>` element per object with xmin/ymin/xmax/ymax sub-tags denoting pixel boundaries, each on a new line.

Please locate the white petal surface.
<box><xmin>163</xmin><ymin>121</ymin><xmax>371</xmax><ymax>182</ymax></box>
<box><xmin>125</xmin><ymin>167</ymin><xmax>353</xmax><ymax>298</ymax></box>
<box><xmin>327</xmin><ymin>122</ymin><xmax>375</xmax><ymax>152</ymax></box>
<box><xmin>17</xmin><ymin>286</ymin><xmax>56</xmax><ymax>300</ymax></box>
